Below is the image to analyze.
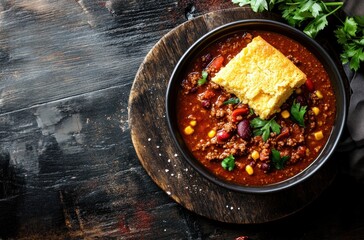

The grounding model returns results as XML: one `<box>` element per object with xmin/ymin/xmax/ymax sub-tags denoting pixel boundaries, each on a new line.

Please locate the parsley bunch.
<box><xmin>335</xmin><ymin>17</ymin><xmax>364</xmax><ymax>71</ymax></box>
<box><xmin>231</xmin><ymin>0</ymin><xmax>364</xmax><ymax>71</ymax></box>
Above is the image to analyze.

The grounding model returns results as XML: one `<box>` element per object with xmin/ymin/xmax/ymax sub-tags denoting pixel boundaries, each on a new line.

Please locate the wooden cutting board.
<box><xmin>128</xmin><ymin>7</ymin><xmax>338</xmax><ymax>224</ymax></box>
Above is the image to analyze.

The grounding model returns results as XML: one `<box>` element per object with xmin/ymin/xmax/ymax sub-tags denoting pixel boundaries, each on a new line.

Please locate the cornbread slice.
<box><xmin>212</xmin><ymin>36</ymin><xmax>307</xmax><ymax>119</ymax></box>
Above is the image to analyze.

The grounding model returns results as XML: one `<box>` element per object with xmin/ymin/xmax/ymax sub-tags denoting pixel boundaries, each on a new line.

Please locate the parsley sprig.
<box><xmin>271</xmin><ymin>149</ymin><xmax>289</xmax><ymax>170</ymax></box>
<box><xmin>335</xmin><ymin>17</ymin><xmax>364</xmax><ymax>71</ymax></box>
<box><xmin>290</xmin><ymin>100</ymin><xmax>307</xmax><ymax>127</ymax></box>
<box><xmin>221</xmin><ymin>154</ymin><xmax>235</xmax><ymax>171</ymax></box>
<box><xmin>231</xmin><ymin>0</ymin><xmax>363</xmax><ymax>71</ymax></box>
<box><xmin>250</xmin><ymin>117</ymin><xmax>281</xmax><ymax>142</ymax></box>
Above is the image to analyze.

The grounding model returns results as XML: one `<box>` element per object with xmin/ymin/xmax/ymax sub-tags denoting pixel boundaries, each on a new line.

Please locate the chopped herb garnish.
<box><xmin>250</xmin><ymin>117</ymin><xmax>281</xmax><ymax>142</ymax></box>
<box><xmin>223</xmin><ymin>97</ymin><xmax>240</xmax><ymax>105</ymax></box>
<box><xmin>197</xmin><ymin>71</ymin><xmax>208</xmax><ymax>86</ymax></box>
<box><xmin>248</xmin><ymin>108</ymin><xmax>255</xmax><ymax>116</ymax></box>
<box><xmin>271</xmin><ymin>149</ymin><xmax>289</xmax><ymax>170</ymax></box>
<box><xmin>221</xmin><ymin>154</ymin><xmax>235</xmax><ymax>171</ymax></box>
<box><xmin>291</xmin><ymin>100</ymin><xmax>307</xmax><ymax>127</ymax></box>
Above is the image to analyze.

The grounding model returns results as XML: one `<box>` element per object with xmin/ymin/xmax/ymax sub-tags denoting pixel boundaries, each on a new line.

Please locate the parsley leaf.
<box><xmin>197</xmin><ymin>71</ymin><xmax>208</xmax><ymax>86</ymax></box>
<box><xmin>223</xmin><ymin>97</ymin><xmax>240</xmax><ymax>105</ymax></box>
<box><xmin>248</xmin><ymin>108</ymin><xmax>255</xmax><ymax>116</ymax></box>
<box><xmin>250</xmin><ymin>117</ymin><xmax>281</xmax><ymax>142</ymax></box>
<box><xmin>221</xmin><ymin>155</ymin><xmax>235</xmax><ymax>171</ymax></box>
<box><xmin>304</xmin><ymin>14</ymin><xmax>328</xmax><ymax>38</ymax></box>
<box><xmin>271</xmin><ymin>149</ymin><xmax>289</xmax><ymax>170</ymax></box>
<box><xmin>290</xmin><ymin>100</ymin><xmax>307</xmax><ymax>127</ymax></box>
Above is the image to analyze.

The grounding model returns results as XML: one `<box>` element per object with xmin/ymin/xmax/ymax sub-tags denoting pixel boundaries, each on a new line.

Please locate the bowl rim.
<box><xmin>165</xmin><ymin>19</ymin><xmax>347</xmax><ymax>194</ymax></box>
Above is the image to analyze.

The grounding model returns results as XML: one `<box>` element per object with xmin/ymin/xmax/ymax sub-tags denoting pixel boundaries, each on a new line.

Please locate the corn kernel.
<box><xmin>314</xmin><ymin>131</ymin><xmax>324</xmax><ymax>140</ymax></box>
<box><xmin>281</xmin><ymin>110</ymin><xmax>290</xmax><ymax>119</ymax></box>
<box><xmin>295</xmin><ymin>88</ymin><xmax>302</xmax><ymax>94</ymax></box>
<box><xmin>251</xmin><ymin>150</ymin><xmax>260</xmax><ymax>161</ymax></box>
<box><xmin>184</xmin><ymin>126</ymin><xmax>194</xmax><ymax>135</ymax></box>
<box><xmin>312</xmin><ymin>107</ymin><xmax>320</xmax><ymax>115</ymax></box>
<box><xmin>208</xmin><ymin>129</ymin><xmax>216</xmax><ymax>138</ymax></box>
<box><xmin>245</xmin><ymin>165</ymin><xmax>254</xmax><ymax>175</ymax></box>
<box><xmin>315</xmin><ymin>90</ymin><xmax>323</xmax><ymax>99</ymax></box>
<box><xmin>189</xmin><ymin>120</ymin><xmax>197</xmax><ymax>126</ymax></box>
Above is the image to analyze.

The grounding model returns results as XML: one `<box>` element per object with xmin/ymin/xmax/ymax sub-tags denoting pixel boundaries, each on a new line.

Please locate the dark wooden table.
<box><xmin>1</xmin><ymin>1</ymin><xmax>363</xmax><ymax>239</ymax></box>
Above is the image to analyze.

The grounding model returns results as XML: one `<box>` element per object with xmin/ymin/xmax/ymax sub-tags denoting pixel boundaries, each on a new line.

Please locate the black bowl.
<box><xmin>165</xmin><ymin>19</ymin><xmax>347</xmax><ymax>193</ymax></box>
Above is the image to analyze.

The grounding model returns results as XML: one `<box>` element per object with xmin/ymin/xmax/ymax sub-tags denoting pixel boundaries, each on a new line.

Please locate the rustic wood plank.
<box><xmin>0</xmin><ymin>0</ymin><xmax>185</xmax><ymax>115</ymax></box>
<box><xmin>0</xmin><ymin>85</ymin><xmax>197</xmax><ymax>238</ymax></box>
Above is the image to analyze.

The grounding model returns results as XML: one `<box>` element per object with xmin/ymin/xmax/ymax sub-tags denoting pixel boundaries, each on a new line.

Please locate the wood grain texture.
<box><xmin>129</xmin><ymin>7</ymin><xmax>338</xmax><ymax>224</ymax></box>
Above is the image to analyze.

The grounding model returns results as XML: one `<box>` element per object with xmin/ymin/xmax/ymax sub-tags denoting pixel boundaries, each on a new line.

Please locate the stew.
<box><xmin>176</xmin><ymin>31</ymin><xmax>336</xmax><ymax>186</ymax></box>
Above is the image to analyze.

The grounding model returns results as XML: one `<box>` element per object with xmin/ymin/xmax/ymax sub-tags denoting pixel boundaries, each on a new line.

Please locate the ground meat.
<box><xmin>201</xmin><ymin>53</ymin><xmax>213</xmax><ymax>68</ymax></box>
<box><xmin>215</xmin><ymin>95</ymin><xmax>229</xmax><ymax>107</ymax></box>
<box><xmin>260</xmin><ymin>148</ymin><xmax>270</xmax><ymax>161</ymax></box>
<box><xmin>290</xmin><ymin>146</ymin><xmax>307</xmax><ymax>163</ymax></box>
<box><xmin>181</xmin><ymin>72</ymin><xmax>200</xmax><ymax>94</ymax></box>
<box><xmin>287</xmin><ymin>54</ymin><xmax>301</xmax><ymax>65</ymax></box>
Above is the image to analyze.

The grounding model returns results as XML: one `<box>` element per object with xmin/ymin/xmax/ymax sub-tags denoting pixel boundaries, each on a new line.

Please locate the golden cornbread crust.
<box><xmin>211</xmin><ymin>36</ymin><xmax>307</xmax><ymax>119</ymax></box>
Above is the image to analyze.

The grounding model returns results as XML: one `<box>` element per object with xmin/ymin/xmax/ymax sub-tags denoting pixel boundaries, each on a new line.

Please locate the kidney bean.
<box><xmin>201</xmin><ymin>53</ymin><xmax>213</xmax><ymax>68</ymax></box>
<box><xmin>216</xmin><ymin>130</ymin><xmax>231</xmax><ymax>142</ymax></box>
<box><xmin>296</xmin><ymin>95</ymin><xmax>307</xmax><ymax>106</ymax></box>
<box><xmin>201</xmin><ymin>99</ymin><xmax>211</xmax><ymax>109</ymax></box>
<box><xmin>235</xmin><ymin>236</ymin><xmax>249</xmax><ymax>240</ymax></box>
<box><xmin>260</xmin><ymin>162</ymin><xmax>271</xmax><ymax>173</ymax></box>
<box><xmin>280</xmin><ymin>102</ymin><xmax>290</xmax><ymax>110</ymax></box>
<box><xmin>237</xmin><ymin>120</ymin><xmax>251</xmax><ymax>140</ymax></box>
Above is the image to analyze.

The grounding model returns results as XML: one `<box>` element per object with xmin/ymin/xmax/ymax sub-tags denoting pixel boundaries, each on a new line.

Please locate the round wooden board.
<box><xmin>128</xmin><ymin>7</ymin><xmax>337</xmax><ymax>224</ymax></box>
